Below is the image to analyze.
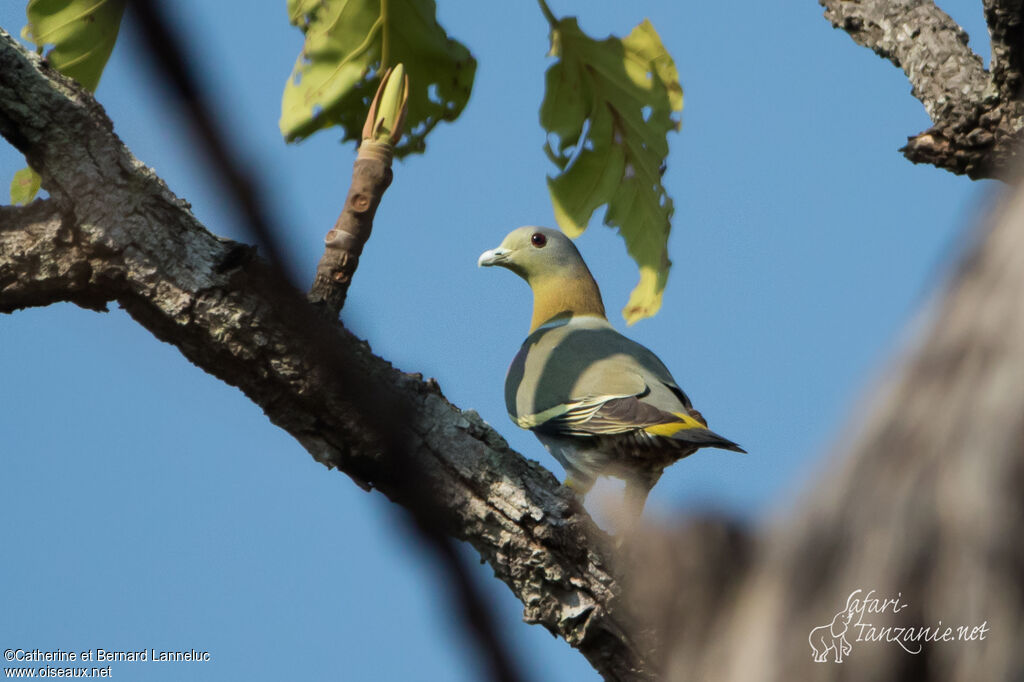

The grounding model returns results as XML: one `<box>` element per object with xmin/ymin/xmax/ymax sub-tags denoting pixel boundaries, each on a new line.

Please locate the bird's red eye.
<box><xmin>531</xmin><ymin>232</ymin><xmax>547</xmax><ymax>248</ymax></box>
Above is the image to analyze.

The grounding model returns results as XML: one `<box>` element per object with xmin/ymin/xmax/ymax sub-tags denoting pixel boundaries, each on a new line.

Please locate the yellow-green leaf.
<box><xmin>541</xmin><ymin>18</ymin><xmax>683</xmax><ymax>324</ymax></box>
<box><xmin>25</xmin><ymin>0</ymin><xmax>126</xmax><ymax>92</ymax></box>
<box><xmin>10</xmin><ymin>167</ymin><xmax>42</xmax><ymax>205</ymax></box>
<box><xmin>280</xmin><ymin>0</ymin><xmax>476</xmax><ymax>156</ymax></box>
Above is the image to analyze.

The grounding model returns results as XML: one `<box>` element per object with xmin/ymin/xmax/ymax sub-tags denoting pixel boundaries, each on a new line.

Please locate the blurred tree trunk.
<box><xmin>643</xmin><ymin>175</ymin><xmax>1024</xmax><ymax>680</ymax></box>
<box><xmin>633</xmin><ymin>6</ymin><xmax>1024</xmax><ymax>676</ymax></box>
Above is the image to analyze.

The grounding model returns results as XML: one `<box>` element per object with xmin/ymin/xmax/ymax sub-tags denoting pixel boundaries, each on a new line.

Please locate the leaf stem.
<box><xmin>537</xmin><ymin>0</ymin><xmax>557</xmax><ymax>28</ymax></box>
<box><xmin>381</xmin><ymin>0</ymin><xmax>390</xmax><ymax>68</ymax></box>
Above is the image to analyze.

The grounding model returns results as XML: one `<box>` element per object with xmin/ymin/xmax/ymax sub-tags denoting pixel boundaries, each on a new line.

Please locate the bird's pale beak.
<box><xmin>478</xmin><ymin>247</ymin><xmax>511</xmax><ymax>267</ymax></box>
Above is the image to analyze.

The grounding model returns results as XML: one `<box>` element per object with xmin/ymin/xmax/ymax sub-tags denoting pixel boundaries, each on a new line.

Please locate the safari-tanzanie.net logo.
<box><xmin>808</xmin><ymin>589</ymin><xmax>989</xmax><ymax>663</ymax></box>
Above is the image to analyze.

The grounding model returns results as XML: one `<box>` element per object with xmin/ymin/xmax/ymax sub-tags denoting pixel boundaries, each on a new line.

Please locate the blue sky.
<box><xmin>0</xmin><ymin>1</ymin><xmax>996</xmax><ymax>680</ymax></box>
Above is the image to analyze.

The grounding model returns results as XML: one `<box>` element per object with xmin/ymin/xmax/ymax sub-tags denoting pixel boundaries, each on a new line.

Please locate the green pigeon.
<box><xmin>479</xmin><ymin>226</ymin><xmax>744</xmax><ymax>515</ymax></box>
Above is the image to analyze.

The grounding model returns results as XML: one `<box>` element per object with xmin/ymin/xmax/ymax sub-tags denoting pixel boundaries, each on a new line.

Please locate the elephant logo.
<box><xmin>808</xmin><ymin>592</ymin><xmax>858</xmax><ymax>663</ymax></box>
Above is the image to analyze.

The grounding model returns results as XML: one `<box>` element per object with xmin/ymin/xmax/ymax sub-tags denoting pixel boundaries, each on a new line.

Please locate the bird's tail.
<box><xmin>673</xmin><ymin>427</ymin><xmax>746</xmax><ymax>453</ymax></box>
<box><xmin>644</xmin><ymin>413</ymin><xmax>746</xmax><ymax>453</ymax></box>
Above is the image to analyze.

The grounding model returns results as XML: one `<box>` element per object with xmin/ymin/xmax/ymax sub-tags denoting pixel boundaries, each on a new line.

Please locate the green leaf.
<box><xmin>280</xmin><ymin>0</ymin><xmax>476</xmax><ymax>156</ymax></box>
<box><xmin>10</xmin><ymin>167</ymin><xmax>42</xmax><ymax>205</ymax></box>
<box><xmin>541</xmin><ymin>18</ymin><xmax>683</xmax><ymax>325</ymax></box>
<box><xmin>25</xmin><ymin>0</ymin><xmax>127</xmax><ymax>92</ymax></box>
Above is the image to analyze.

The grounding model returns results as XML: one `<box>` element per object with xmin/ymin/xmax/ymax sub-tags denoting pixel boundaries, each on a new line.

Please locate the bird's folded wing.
<box><xmin>508</xmin><ymin>324</ymin><xmax>707</xmax><ymax>436</ymax></box>
<box><xmin>531</xmin><ymin>392</ymin><xmax>708</xmax><ymax>438</ymax></box>
<box><xmin>510</xmin><ymin>393</ymin><xmax>626</xmax><ymax>430</ymax></box>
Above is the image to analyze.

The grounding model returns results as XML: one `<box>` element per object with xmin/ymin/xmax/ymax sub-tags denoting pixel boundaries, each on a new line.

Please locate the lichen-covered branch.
<box><xmin>819</xmin><ymin>0</ymin><xmax>1024</xmax><ymax>178</ymax></box>
<box><xmin>821</xmin><ymin>0</ymin><xmax>987</xmax><ymax>123</ymax></box>
<box><xmin>0</xmin><ymin>27</ymin><xmax>658</xmax><ymax>682</ymax></box>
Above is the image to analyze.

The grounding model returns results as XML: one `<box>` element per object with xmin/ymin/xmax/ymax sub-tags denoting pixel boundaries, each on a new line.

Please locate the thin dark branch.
<box><xmin>537</xmin><ymin>0</ymin><xmax>558</xmax><ymax>28</ymax></box>
<box><xmin>406</xmin><ymin>507</ymin><xmax>529</xmax><ymax>682</ymax></box>
<box><xmin>48</xmin><ymin>6</ymin><xmax>531</xmax><ymax>680</ymax></box>
<box><xmin>125</xmin><ymin>0</ymin><xmax>292</xmax><ymax>278</ymax></box>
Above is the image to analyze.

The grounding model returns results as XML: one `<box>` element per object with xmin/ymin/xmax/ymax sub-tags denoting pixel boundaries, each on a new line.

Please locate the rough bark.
<box><xmin>0</xmin><ymin>28</ymin><xmax>656</xmax><ymax>682</ymax></box>
<box><xmin>820</xmin><ymin>0</ymin><xmax>1024</xmax><ymax>179</ymax></box>
<box><xmin>983</xmin><ymin>0</ymin><xmax>1024</xmax><ymax>96</ymax></box>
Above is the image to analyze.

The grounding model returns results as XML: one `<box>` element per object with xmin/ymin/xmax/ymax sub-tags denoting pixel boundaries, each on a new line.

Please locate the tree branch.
<box><xmin>819</xmin><ymin>0</ymin><xmax>1024</xmax><ymax>178</ymax></box>
<box><xmin>0</xmin><ymin>27</ymin><xmax>659</xmax><ymax>682</ymax></box>
<box><xmin>821</xmin><ymin>0</ymin><xmax>987</xmax><ymax>123</ymax></box>
<box><xmin>308</xmin><ymin>141</ymin><xmax>394</xmax><ymax>317</ymax></box>
<box><xmin>983</xmin><ymin>0</ymin><xmax>1024</xmax><ymax>97</ymax></box>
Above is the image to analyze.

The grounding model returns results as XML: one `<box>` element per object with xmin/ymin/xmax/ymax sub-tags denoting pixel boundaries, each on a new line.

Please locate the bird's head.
<box><xmin>477</xmin><ymin>226</ymin><xmax>584</xmax><ymax>281</ymax></box>
<box><xmin>479</xmin><ymin>226</ymin><xmax>605</xmax><ymax>331</ymax></box>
